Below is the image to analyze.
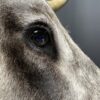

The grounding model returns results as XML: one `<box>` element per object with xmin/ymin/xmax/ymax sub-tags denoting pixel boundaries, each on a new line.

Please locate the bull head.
<box><xmin>0</xmin><ymin>0</ymin><xmax>100</xmax><ymax>100</ymax></box>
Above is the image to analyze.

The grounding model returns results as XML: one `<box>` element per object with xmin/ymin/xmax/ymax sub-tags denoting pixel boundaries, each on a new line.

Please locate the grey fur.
<box><xmin>0</xmin><ymin>0</ymin><xmax>100</xmax><ymax>100</ymax></box>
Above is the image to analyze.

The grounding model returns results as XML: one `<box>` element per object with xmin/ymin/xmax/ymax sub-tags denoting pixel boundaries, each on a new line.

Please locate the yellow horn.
<box><xmin>47</xmin><ymin>0</ymin><xmax>68</xmax><ymax>11</ymax></box>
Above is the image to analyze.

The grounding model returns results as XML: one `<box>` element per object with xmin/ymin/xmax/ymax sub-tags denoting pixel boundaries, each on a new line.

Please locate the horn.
<box><xmin>47</xmin><ymin>0</ymin><xmax>68</xmax><ymax>11</ymax></box>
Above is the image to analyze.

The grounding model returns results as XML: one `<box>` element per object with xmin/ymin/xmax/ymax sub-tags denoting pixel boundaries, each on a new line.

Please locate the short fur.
<box><xmin>0</xmin><ymin>0</ymin><xmax>100</xmax><ymax>100</ymax></box>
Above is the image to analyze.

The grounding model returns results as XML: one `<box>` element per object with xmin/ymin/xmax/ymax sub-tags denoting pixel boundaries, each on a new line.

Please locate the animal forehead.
<box><xmin>1</xmin><ymin>0</ymin><xmax>45</xmax><ymax>5</ymax></box>
<box><xmin>0</xmin><ymin>0</ymin><xmax>54</xmax><ymax>28</ymax></box>
<box><xmin>0</xmin><ymin>0</ymin><xmax>48</xmax><ymax>13</ymax></box>
<box><xmin>2</xmin><ymin>0</ymin><xmax>53</xmax><ymax>18</ymax></box>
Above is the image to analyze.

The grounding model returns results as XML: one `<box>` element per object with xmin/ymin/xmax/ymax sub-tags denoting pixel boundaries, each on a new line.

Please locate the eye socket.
<box><xmin>25</xmin><ymin>22</ymin><xmax>52</xmax><ymax>47</ymax></box>
<box><xmin>24</xmin><ymin>22</ymin><xmax>58</xmax><ymax>59</ymax></box>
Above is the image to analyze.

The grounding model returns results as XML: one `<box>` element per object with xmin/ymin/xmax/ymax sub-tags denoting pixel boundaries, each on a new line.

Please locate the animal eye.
<box><xmin>25</xmin><ymin>22</ymin><xmax>51</xmax><ymax>47</ymax></box>
<box><xmin>30</xmin><ymin>26</ymin><xmax>50</xmax><ymax>47</ymax></box>
<box><xmin>24</xmin><ymin>22</ymin><xmax>58</xmax><ymax>59</ymax></box>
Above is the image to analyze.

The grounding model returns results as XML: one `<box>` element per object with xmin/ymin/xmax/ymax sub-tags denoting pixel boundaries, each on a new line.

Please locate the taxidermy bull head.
<box><xmin>0</xmin><ymin>0</ymin><xmax>100</xmax><ymax>100</ymax></box>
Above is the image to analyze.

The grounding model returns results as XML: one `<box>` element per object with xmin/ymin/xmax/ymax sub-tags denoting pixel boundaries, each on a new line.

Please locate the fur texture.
<box><xmin>0</xmin><ymin>0</ymin><xmax>100</xmax><ymax>100</ymax></box>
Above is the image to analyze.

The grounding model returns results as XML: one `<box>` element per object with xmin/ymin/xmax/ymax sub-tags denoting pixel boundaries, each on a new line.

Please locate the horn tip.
<box><xmin>47</xmin><ymin>0</ymin><xmax>69</xmax><ymax>10</ymax></box>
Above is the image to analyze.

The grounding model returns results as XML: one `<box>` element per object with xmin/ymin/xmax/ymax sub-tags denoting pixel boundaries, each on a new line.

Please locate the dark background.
<box><xmin>56</xmin><ymin>0</ymin><xmax>100</xmax><ymax>67</ymax></box>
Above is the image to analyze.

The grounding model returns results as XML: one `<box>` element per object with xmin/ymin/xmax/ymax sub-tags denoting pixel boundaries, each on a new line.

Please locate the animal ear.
<box><xmin>47</xmin><ymin>0</ymin><xmax>69</xmax><ymax>11</ymax></box>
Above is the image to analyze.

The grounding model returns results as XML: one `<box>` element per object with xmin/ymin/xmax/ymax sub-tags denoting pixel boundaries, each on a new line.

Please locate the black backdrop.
<box><xmin>56</xmin><ymin>0</ymin><xmax>100</xmax><ymax>67</ymax></box>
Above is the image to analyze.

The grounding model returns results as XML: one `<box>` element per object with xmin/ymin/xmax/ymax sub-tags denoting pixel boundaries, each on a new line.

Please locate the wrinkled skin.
<box><xmin>0</xmin><ymin>0</ymin><xmax>100</xmax><ymax>100</ymax></box>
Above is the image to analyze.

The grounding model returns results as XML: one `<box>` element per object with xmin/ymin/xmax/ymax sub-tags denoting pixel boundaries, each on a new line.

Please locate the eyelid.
<box><xmin>24</xmin><ymin>21</ymin><xmax>53</xmax><ymax>36</ymax></box>
<box><xmin>23</xmin><ymin>21</ymin><xmax>53</xmax><ymax>40</ymax></box>
<box><xmin>23</xmin><ymin>17</ymin><xmax>49</xmax><ymax>28</ymax></box>
<box><xmin>27</xmin><ymin>21</ymin><xmax>50</xmax><ymax>29</ymax></box>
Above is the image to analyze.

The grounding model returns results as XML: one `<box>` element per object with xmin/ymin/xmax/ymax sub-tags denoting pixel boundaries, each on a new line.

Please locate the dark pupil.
<box><xmin>31</xmin><ymin>27</ymin><xmax>49</xmax><ymax>47</ymax></box>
